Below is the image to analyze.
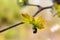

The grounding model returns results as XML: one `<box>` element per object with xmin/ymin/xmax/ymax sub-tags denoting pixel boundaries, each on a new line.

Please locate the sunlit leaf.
<box><xmin>21</xmin><ymin>13</ymin><xmax>46</xmax><ymax>29</ymax></box>
<box><xmin>21</xmin><ymin>13</ymin><xmax>34</xmax><ymax>24</ymax></box>
<box><xmin>34</xmin><ymin>16</ymin><xmax>47</xmax><ymax>29</ymax></box>
<box><xmin>54</xmin><ymin>3</ymin><xmax>60</xmax><ymax>17</ymax></box>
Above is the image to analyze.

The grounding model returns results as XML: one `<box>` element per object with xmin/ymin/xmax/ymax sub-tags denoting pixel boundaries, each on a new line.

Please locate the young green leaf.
<box><xmin>21</xmin><ymin>13</ymin><xmax>46</xmax><ymax>29</ymax></box>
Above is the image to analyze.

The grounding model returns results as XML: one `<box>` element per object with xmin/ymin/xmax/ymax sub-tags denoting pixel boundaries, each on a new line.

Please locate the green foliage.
<box><xmin>0</xmin><ymin>13</ymin><xmax>3</xmax><ymax>24</ymax></box>
<box><xmin>0</xmin><ymin>0</ymin><xmax>21</xmax><ymax>25</ymax></box>
<box><xmin>18</xmin><ymin>0</ymin><xmax>28</xmax><ymax>6</ymax></box>
<box><xmin>21</xmin><ymin>13</ymin><xmax>46</xmax><ymax>29</ymax></box>
<box><xmin>54</xmin><ymin>3</ymin><xmax>60</xmax><ymax>17</ymax></box>
<box><xmin>57</xmin><ymin>12</ymin><xmax>60</xmax><ymax>17</ymax></box>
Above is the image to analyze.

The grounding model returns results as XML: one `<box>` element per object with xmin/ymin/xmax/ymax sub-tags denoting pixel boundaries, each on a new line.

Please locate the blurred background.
<box><xmin>0</xmin><ymin>0</ymin><xmax>60</xmax><ymax>40</ymax></box>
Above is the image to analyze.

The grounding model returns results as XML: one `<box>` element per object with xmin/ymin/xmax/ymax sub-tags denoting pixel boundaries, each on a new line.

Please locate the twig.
<box><xmin>26</xmin><ymin>4</ymin><xmax>42</xmax><ymax>8</ymax></box>
<box><xmin>0</xmin><ymin>22</ymin><xmax>24</xmax><ymax>33</ymax></box>
<box><xmin>26</xmin><ymin>4</ymin><xmax>53</xmax><ymax>17</ymax></box>
<box><xmin>0</xmin><ymin>4</ymin><xmax>53</xmax><ymax>33</ymax></box>
<box><xmin>33</xmin><ymin>6</ymin><xmax>53</xmax><ymax>17</ymax></box>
